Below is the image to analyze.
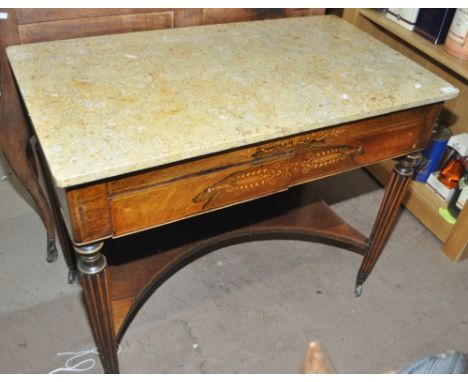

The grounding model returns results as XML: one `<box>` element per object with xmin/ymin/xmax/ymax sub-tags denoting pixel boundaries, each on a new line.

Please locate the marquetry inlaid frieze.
<box><xmin>253</xmin><ymin>129</ymin><xmax>345</xmax><ymax>158</ymax></box>
<box><xmin>193</xmin><ymin>162</ymin><xmax>291</xmax><ymax>208</ymax></box>
<box><xmin>193</xmin><ymin>144</ymin><xmax>364</xmax><ymax>209</ymax></box>
<box><xmin>294</xmin><ymin>145</ymin><xmax>364</xmax><ymax>175</ymax></box>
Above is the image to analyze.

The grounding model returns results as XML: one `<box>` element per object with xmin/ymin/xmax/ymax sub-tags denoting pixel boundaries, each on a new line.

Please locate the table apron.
<box><xmin>61</xmin><ymin>103</ymin><xmax>440</xmax><ymax>244</ymax></box>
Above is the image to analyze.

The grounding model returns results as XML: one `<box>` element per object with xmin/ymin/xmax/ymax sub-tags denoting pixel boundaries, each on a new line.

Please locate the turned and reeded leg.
<box><xmin>355</xmin><ymin>152</ymin><xmax>421</xmax><ymax>297</ymax></box>
<box><xmin>76</xmin><ymin>242</ymin><xmax>119</xmax><ymax>373</ymax></box>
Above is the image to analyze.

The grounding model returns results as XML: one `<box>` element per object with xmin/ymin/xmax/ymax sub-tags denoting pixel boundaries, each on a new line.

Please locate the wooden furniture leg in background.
<box><xmin>0</xmin><ymin>142</ymin><xmax>58</xmax><ymax>263</ymax></box>
<box><xmin>35</xmin><ymin>141</ymin><xmax>77</xmax><ymax>283</ymax></box>
<box><xmin>355</xmin><ymin>152</ymin><xmax>422</xmax><ymax>297</ymax></box>
<box><xmin>0</xmin><ymin>9</ymin><xmax>58</xmax><ymax>263</ymax></box>
<box><xmin>76</xmin><ymin>242</ymin><xmax>119</xmax><ymax>374</ymax></box>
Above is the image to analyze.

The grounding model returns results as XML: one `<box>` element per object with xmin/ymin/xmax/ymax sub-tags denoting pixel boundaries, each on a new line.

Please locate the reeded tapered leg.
<box><xmin>355</xmin><ymin>152</ymin><xmax>421</xmax><ymax>297</ymax></box>
<box><xmin>76</xmin><ymin>242</ymin><xmax>119</xmax><ymax>373</ymax></box>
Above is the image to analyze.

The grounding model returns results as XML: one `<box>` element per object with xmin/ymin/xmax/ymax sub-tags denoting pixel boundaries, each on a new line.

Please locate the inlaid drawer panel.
<box><xmin>291</xmin><ymin>120</ymin><xmax>423</xmax><ymax>185</ymax></box>
<box><xmin>64</xmin><ymin>104</ymin><xmax>440</xmax><ymax>244</ymax></box>
<box><xmin>110</xmin><ymin>156</ymin><xmax>292</xmax><ymax>236</ymax></box>
<box><xmin>108</xmin><ymin>106</ymin><xmax>428</xmax><ymax>195</ymax></box>
<box><xmin>109</xmin><ymin>112</ymin><xmax>428</xmax><ymax>237</ymax></box>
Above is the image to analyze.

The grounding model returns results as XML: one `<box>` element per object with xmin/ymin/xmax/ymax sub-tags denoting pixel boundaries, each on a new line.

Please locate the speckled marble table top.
<box><xmin>7</xmin><ymin>15</ymin><xmax>459</xmax><ymax>187</ymax></box>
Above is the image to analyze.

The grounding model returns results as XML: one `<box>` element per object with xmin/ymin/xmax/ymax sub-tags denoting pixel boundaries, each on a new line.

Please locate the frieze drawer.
<box><xmin>110</xmin><ymin>156</ymin><xmax>293</xmax><ymax>236</ymax></box>
<box><xmin>109</xmin><ymin>115</ymin><xmax>426</xmax><ymax>237</ymax></box>
<box><xmin>64</xmin><ymin>104</ymin><xmax>438</xmax><ymax>243</ymax></box>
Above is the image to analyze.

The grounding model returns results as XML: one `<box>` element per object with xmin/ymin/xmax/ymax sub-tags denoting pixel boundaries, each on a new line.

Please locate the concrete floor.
<box><xmin>1</xmin><ymin>152</ymin><xmax>468</xmax><ymax>373</ymax></box>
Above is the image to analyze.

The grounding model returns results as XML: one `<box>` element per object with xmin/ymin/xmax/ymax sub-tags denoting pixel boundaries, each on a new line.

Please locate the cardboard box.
<box><xmin>447</xmin><ymin>133</ymin><xmax>468</xmax><ymax>157</ymax></box>
<box><xmin>427</xmin><ymin>171</ymin><xmax>456</xmax><ymax>201</ymax></box>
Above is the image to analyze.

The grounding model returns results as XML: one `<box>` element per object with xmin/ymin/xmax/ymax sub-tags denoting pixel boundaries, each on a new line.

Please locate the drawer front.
<box><xmin>110</xmin><ymin>156</ymin><xmax>292</xmax><ymax>236</ymax></box>
<box><xmin>109</xmin><ymin>107</ymin><xmax>433</xmax><ymax>237</ymax></box>
<box><xmin>291</xmin><ymin>120</ymin><xmax>422</xmax><ymax>185</ymax></box>
<box><xmin>108</xmin><ymin>106</ymin><xmax>428</xmax><ymax>195</ymax></box>
<box><xmin>109</xmin><ymin>120</ymin><xmax>419</xmax><ymax>237</ymax></box>
<box><xmin>107</xmin><ymin>126</ymin><xmax>349</xmax><ymax>194</ymax></box>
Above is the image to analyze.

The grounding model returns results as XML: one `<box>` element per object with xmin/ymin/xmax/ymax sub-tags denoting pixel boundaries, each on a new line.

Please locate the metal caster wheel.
<box><xmin>354</xmin><ymin>284</ymin><xmax>363</xmax><ymax>297</ymax></box>
<box><xmin>46</xmin><ymin>235</ymin><xmax>58</xmax><ymax>263</ymax></box>
<box><xmin>68</xmin><ymin>270</ymin><xmax>77</xmax><ymax>284</ymax></box>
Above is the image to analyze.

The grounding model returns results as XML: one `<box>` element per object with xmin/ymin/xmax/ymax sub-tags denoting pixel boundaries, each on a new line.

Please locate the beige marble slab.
<box><xmin>7</xmin><ymin>15</ymin><xmax>459</xmax><ymax>188</ymax></box>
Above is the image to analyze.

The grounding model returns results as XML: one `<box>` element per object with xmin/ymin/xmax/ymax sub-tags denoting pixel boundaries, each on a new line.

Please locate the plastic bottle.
<box><xmin>438</xmin><ymin>152</ymin><xmax>464</xmax><ymax>189</ymax></box>
<box><xmin>414</xmin><ymin>123</ymin><xmax>451</xmax><ymax>183</ymax></box>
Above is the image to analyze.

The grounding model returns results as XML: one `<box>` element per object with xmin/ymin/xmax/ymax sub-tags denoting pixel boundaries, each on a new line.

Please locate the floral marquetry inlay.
<box><xmin>295</xmin><ymin>145</ymin><xmax>364</xmax><ymax>175</ymax></box>
<box><xmin>193</xmin><ymin>144</ymin><xmax>364</xmax><ymax>209</ymax></box>
<box><xmin>193</xmin><ymin>163</ymin><xmax>291</xmax><ymax>208</ymax></box>
<box><xmin>253</xmin><ymin>129</ymin><xmax>345</xmax><ymax>158</ymax></box>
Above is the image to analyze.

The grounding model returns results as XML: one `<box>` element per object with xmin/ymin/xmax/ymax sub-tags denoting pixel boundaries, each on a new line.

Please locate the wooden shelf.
<box><xmin>367</xmin><ymin>160</ymin><xmax>453</xmax><ymax>242</ymax></box>
<box><xmin>358</xmin><ymin>9</ymin><xmax>468</xmax><ymax>80</ymax></box>
<box><xmin>342</xmin><ymin>8</ymin><xmax>468</xmax><ymax>261</ymax></box>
